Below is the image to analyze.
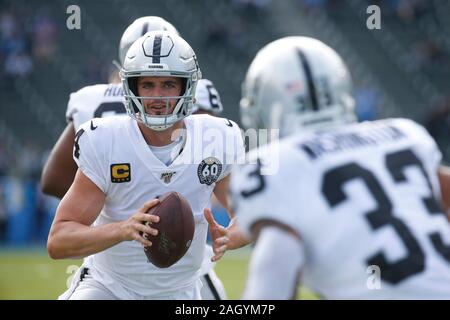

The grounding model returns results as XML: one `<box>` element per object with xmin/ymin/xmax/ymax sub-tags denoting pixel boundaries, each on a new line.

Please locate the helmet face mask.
<box><xmin>123</xmin><ymin>75</ymin><xmax>196</xmax><ymax>131</ymax></box>
<box><xmin>121</xmin><ymin>31</ymin><xmax>201</xmax><ymax>131</ymax></box>
<box><xmin>240</xmin><ymin>36</ymin><xmax>356</xmax><ymax>137</ymax></box>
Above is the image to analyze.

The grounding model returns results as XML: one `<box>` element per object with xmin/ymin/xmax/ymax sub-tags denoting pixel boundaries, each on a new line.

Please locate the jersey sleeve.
<box><xmin>73</xmin><ymin>121</ymin><xmax>108</xmax><ymax>193</ymax></box>
<box><xmin>218</xmin><ymin>119</ymin><xmax>245</xmax><ymax>181</ymax></box>
<box><xmin>66</xmin><ymin>87</ymin><xmax>94</xmax><ymax>131</ymax></box>
<box><xmin>65</xmin><ymin>91</ymin><xmax>79</xmax><ymax>125</ymax></box>
<box><xmin>231</xmin><ymin>147</ymin><xmax>302</xmax><ymax>239</ymax></box>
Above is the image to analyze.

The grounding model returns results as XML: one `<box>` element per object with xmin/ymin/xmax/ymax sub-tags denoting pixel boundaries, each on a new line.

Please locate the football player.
<box><xmin>47</xmin><ymin>31</ymin><xmax>247</xmax><ymax>300</ymax></box>
<box><xmin>231</xmin><ymin>36</ymin><xmax>450</xmax><ymax>299</ymax></box>
<box><xmin>43</xmin><ymin>19</ymin><xmax>235</xmax><ymax>300</ymax></box>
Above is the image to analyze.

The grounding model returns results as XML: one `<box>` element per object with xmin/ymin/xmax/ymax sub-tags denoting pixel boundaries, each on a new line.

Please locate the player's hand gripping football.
<box><xmin>118</xmin><ymin>199</ymin><xmax>160</xmax><ymax>247</ymax></box>
<box><xmin>204</xmin><ymin>208</ymin><xmax>229</xmax><ymax>262</ymax></box>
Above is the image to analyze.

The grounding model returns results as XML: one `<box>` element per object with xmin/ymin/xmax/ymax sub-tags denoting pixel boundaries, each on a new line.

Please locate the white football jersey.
<box><xmin>232</xmin><ymin>118</ymin><xmax>450</xmax><ymax>299</ymax></box>
<box><xmin>74</xmin><ymin>114</ymin><xmax>243</xmax><ymax>298</ymax></box>
<box><xmin>65</xmin><ymin>83</ymin><xmax>126</xmax><ymax>131</ymax></box>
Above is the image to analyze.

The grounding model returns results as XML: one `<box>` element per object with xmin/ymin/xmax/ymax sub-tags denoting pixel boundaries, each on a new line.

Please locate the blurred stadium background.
<box><xmin>0</xmin><ymin>0</ymin><xmax>449</xmax><ymax>299</ymax></box>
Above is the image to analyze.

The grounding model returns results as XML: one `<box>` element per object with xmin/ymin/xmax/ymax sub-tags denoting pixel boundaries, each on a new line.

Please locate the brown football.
<box><xmin>143</xmin><ymin>191</ymin><xmax>195</xmax><ymax>268</ymax></box>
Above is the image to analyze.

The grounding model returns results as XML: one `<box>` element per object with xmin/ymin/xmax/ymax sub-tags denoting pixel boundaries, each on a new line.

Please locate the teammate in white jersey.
<box><xmin>43</xmin><ymin>21</ymin><xmax>240</xmax><ymax>299</ymax></box>
<box><xmin>231</xmin><ymin>36</ymin><xmax>450</xmax><ymax>299</ymax></box>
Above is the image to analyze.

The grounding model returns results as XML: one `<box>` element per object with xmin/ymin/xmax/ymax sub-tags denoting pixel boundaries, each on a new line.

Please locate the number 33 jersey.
<box><xmin>73</xmin><ymin>114</ymin><xmax>244</xmax><ymax>298</ymax></box>
<box><xmin>232</xmin><ymin>118</ymin><xmax>450</xmax><ymax>299</ymax></box>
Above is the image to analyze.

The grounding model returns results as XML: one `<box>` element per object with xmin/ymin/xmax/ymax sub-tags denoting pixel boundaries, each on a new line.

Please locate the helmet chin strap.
<box><xmin>145</xmin><ymin>100</ymin><xmax>185</xmax><ymax>131</ymax></box>
<box><xmin>129</xmin><ymin>93</ymin><xmax>174</xmax><ymax>130</ymax></box>
<box><xmin>146</xmin><ymin>120</ymin><xmax>174</xmax><ymax>131</ymax></box>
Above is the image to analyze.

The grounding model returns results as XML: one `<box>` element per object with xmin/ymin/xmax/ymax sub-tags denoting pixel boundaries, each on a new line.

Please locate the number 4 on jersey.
<box><xmin>73</xmin><ymin>129</ymin><xmax>85</xmax><ymax>159</ymax></box>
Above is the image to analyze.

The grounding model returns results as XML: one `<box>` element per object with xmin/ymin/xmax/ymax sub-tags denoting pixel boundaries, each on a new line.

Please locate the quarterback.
<box><xmin>232</xmin><ymin>36</ymin><xmax>450</xmax><ymax>299</ymax></box>
<box><xmin>47</xmin><ymin>31</ymin><xmax>246</xmax><ymax>299</ymax></box>
<box><xmin>42</xmin><ymin>17</ymin><xmax>230</xmax><ymax>300</ymax></box>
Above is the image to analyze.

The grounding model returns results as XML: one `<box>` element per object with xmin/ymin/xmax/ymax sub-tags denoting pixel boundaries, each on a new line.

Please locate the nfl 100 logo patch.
<box><xmin>197</xmin><ymin>157</ymin><xmax>222</xmax><ymax>185</ymax></box>
<box><xmin>160</xmin><ymin>171</ymin><xmax>176</xmax><ymax>184</ymax></box>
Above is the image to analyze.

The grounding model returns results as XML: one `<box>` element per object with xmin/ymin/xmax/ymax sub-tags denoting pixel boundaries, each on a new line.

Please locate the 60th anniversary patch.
<box><xmin>197</xmin><ymin>157</ymin><xmax>222</xmax><ymax>185</ymax></box>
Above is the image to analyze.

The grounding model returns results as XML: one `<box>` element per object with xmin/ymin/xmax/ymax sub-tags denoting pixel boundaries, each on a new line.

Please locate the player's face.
<box><xmin>137</xmin><ymin>76</ymin><xmax>183</xmax><ymax>116</ymax></box>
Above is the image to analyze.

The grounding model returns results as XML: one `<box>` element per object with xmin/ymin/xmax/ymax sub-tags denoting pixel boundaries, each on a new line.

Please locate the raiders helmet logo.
<box><xmin>197</xmin><ymin>157</ymin><xmax>222</xmax><ymax>185</ymax></box>
<box><xmin>160</xmin><ymin>171</ymin><xmax>176</xmax><ymax>184</ymax></box>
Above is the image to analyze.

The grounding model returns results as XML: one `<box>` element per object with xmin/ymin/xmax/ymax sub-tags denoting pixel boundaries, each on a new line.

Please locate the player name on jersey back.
<box><xmin>103</xmin><ymin>84</ymin><xmax>123</xmax><ymax>97</ymax></box>
<box><xmin>299</xmin><ymin>121</ymin><xmax>407</xmax><ymax>160</ymax></box>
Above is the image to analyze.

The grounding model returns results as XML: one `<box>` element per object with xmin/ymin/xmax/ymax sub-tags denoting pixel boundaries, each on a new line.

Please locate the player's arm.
<box><xmin>438</xmin><ymin>165</ymin><xmax>450</xmax><ymax>220</ymax></box>
<box><xmin>212</xmin><ymin>174</ymin><xmax>233</xmax><ymax>214</ymax></box>
<box><xmin>204</xmin><ymin>175</ymin><xmax>250</xmax><ymax>261</ymax></box>
<box><xmin>40</xmin><ymin>123</ymin><xmax>77</xmax><ymax>199</ymax></box>
<box><xmin>47</xmin><ymin>169</ymin><xmax>160</xmax><ymax>259</ymax></box>
<box><xmin>242</xmin><ymin>219</ymin><xmax>304</xmax><ymax>300</ymax></box>
<box><xmin>214</xmin><ymin>175</ymin><xmax>250</xmax><ymax>250</ymax></box>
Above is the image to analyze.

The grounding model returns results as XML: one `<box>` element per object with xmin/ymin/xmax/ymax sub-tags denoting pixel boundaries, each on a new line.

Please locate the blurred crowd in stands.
<box><xmin>205</xmin><ymin>0</ymin><xmax>271</xmax><ymax>51</ymax></box>
<box><xmin>301</xmin><ymin>0</ymin><xmax>449</xmax><ymax>71</ymax></box>
<box><xmin>0</xmin><ymin>5</ymin><xmax>56</xmax><ymax>80</ymax></box>
<box><xmin>0</xmin><ymin>4</ymin><xmax>57</xmax><ymax>245</ymax></box>
<box><xmin>0</xmin><ymin>138</ymin><xmax>56</xmax><ymax>246</ymax></box>
<box><xmin>300</xmin><ymin>0</ymin><xmax>433</xmax><ymax>21</ymax></box>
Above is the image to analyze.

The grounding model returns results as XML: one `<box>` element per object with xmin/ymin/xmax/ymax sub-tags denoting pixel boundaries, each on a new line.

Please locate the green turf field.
<box><xmin>0</xmin><ymin>247</ymin><xmax>317</xmax><ymax>300</ymax></box>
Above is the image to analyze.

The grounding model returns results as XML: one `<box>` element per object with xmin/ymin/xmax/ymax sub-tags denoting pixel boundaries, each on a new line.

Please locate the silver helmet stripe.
<box><xmin>297</xmin><ymin>49</ymin><xmax>319</xmax><ymax>111</ymax></box>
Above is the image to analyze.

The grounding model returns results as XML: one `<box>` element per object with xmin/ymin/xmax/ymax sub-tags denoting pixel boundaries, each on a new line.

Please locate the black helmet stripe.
<box><xmin>141</xmin><ymin>22</ymin><xmax>149</xmax><ymax>36</ymax></box>
<box><xmin>297</xmin><ymin>49</ymin><xmax>318</xmax><ymax>111</ymax></box>
<box><xmin>152</xmin><ymin>34</ymin><xmax>162</xmax><ymax>63</ymax></box>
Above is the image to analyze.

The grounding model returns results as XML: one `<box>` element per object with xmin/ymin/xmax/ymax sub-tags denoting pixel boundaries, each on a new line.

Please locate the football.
<box><xmin>143</xmin><ymin>191</ymin><xmax>195</xmax><ymax>268</ymax></box>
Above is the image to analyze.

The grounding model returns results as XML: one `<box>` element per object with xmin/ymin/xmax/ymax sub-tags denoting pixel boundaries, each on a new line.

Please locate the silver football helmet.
<box><xmin>192</xmin><ymin>79</ymin><xmax>224</xmax><ymax>115</ymax></box>
<box><xmin>119</xmin><ymin>16</ymin><xmax>179</xmax><ymax>65</ymax></box>
<box><xmin>240</xmin><ymin>36</ymin><xmax>356</xmax><ymax>137</ymax></box>
<box><xmin>121</xmin><ymin>31</ymin><xmax>201</xmax><ymax>131</ymax></box>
